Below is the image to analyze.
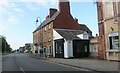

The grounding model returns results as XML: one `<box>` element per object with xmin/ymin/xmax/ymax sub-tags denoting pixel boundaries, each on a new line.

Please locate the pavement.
<box><xmin>29</xmin><ymin>53</ymin><xmax>120</xmax><ymax>73</ymax></box>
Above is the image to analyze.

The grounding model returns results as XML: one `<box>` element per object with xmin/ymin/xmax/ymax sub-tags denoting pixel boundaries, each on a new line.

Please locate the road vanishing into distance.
<box><xmin>2</xmin><ymin>53</ymin><xmax>101</xmax><ymax>73</ymax></box>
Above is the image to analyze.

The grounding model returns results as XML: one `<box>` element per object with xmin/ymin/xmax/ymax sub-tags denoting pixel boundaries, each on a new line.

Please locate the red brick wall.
<box><xmin>97</xmin><ymin>35</ymin><xmax>106</xmax><ymax>59</ymax></box>
<box><xmin>53</xmin><ymin>12</ymin><xmax>80</xmax><ymax>30</ymax></box>
<box><xmin>97</xmin><ymin>2</ymin><xmax>106</xmax><ymax>59</ymax></box>
<box><xmin>53</xmin><ymin>1</ymin><xmax>80</xmax><ymax>30</ymax></box>
<box><xmin>59</xmin><ymin>1</ymin><xmax>70</xmax><ymax>14</ymax></box>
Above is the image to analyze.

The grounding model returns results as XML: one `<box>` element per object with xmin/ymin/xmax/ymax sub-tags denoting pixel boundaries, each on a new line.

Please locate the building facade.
<box><xmin>97</xmin><ymin>0</ymin><xmax>120</xmax><ymax>60</ymax></box>
<box><xmin>118</xmin><ymin>1</ymin><xmax>120</xmax><ymax>57</ymax></box>
<box><xmin>33</xmin><ymin>0</ymin><xmax>92</xmax><ymax>58</ymax></box>
<box><xmin>90</xmin><ymin>35</ymin><xmax>98</xmax><ymax>58</ymax></box>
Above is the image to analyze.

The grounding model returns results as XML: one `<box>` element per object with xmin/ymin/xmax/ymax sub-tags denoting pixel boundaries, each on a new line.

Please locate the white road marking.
<box><xmin>20</xmin><ymin>67</ymin><xmax>25</xmax><ymax>73</ymax></box>
<box><xmin>13</xmin><ymin>54</ymin><xmax>25</xmax><ymax>73</ymax></box>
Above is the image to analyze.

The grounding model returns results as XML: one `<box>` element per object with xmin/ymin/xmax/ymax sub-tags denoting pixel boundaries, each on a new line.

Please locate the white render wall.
<box><xmin>53</xmin><ymin>29</ymin><xmax>63</xmax><ymax>57</ymax></box>
<box><xmin>53</xmin><ymin>29</ymin><xmax>63</xmax><ymax>40</ymax></box>
<box><xmin>53</xmin><ymin>40</ymin><xmax>55</xmax><ymax>57</ymax></box>
<box><xmin>64</xmin><ymin>39</ymin><xmax>73</xmax><ymax>58</ymax></box>
<box><xmin>77</xmin><ymin>32</ymin><xmax>89</xmax><ymax>39</ymax></box>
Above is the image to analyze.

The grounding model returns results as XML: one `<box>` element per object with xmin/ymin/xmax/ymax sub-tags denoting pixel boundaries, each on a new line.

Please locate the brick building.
<box><xmin>33</xmin><ymin>0</ymin><xmax>92</xmax><ymax>58</ymax></box>
<box><xmin>118</xmin><ymin>1</ymin><xmax>120</xmax><ymax>56</ymax></box>
<box><xmin>97</xmin><ymin>0</ymin><xmax>120</xmax><ymax>60</ymax></box>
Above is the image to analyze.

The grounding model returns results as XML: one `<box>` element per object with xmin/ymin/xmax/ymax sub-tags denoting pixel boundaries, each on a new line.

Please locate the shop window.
<box><xmin>84</xmin><ymin>46</ymin><xmax>87</xmax><ymax>52</ymax></box>
<box><xmin>109</xmin><ymin>37</ymin><xmax>112</xmax><ymax>49</ymax></box>
<box><xmin>109</xmin><ymin>36</ymin><xmax>119</xmax><ymax>50</ymax></box>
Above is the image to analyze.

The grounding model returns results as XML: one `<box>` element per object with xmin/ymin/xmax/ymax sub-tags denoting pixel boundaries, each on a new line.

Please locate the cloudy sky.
<box><xmin>0</xmin><ymin>0</ymin><xmax>98</xmax><ymax>50</ymax></box>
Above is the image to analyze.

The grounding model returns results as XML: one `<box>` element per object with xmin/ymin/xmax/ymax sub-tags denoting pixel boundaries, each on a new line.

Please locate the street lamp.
<box><xmin>35</xmin><ymin>17</ymin><xmax>41</xmax><ymax>55</ymax></box>
<box><xmin>36</xmin><ymin>17</ymin><xmax>41</xmax><ymax>28</ymax></box>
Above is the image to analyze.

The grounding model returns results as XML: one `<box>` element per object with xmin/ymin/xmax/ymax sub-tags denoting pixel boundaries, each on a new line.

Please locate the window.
<box><xmin>84</xmin><ymin>46</ymin><xmax>87</xmax><ymax>52</ymax></box>
<box><xmin>109</xmin><ymin>36</ymin><xmax>119</xmax><ymax>50</ymax></box>
<box><xmin>49</xmin><ymin>46</ymin><xmax>51</xmax><ymax>54</ymax></box>
<box><xmin>49</xmin><ymin>24</ymin><xmax>51</xmax><ymax>29</ymax></box>
<box><xmin>109</xmin><ymin>37</ymin><xmax>112</xmax><ymax>49</ymax></box>
<box><xmin>48</xmin><ymin>33</ymin><xmax>51</xmax><ymax>41</ymax></box>
<box><xmin>44</xmin><ymin>27</ymin><xmax>46</xmax><ymax>31</ymax></box>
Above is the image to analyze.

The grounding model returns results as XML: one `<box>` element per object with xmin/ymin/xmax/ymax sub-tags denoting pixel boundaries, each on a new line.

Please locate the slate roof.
<box><xmin>78</xmin><ymin>24</ymin><xmax>92</xmax><ymax>32</ymax></box>
<box><xmin>54</xmin><ymin>29</ymin><xmax>85</xmax><ymax>40</ymax></box>
<box><xmin>33</xmin><ymin>11</ymin><xmax>60</xmax><ymax>33</ymax></box>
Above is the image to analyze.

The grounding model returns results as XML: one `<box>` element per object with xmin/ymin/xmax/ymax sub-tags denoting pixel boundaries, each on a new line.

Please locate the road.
<box><xmin>2</xmin><ymin>53</ymin><xmax>99</xmax><ymax>73</ymax></box>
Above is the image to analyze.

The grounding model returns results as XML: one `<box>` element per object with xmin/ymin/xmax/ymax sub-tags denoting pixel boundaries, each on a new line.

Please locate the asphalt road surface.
<box><xmin>2</xmin><ymin>53</ymin><xmax>100</xmax><ymax>73</ymax></box>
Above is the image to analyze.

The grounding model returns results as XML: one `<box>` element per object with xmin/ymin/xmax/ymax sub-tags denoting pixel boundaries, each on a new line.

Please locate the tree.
<box><xmin>1</xmin><ymin>36</ymin><xmax>12</xmax><ymax>53</ymax></box>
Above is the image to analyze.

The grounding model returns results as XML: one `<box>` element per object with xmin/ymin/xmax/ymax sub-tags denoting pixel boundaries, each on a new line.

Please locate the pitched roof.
<box><xmin>54</xmin><ymin>29</ymin><xmax>85</xmax><ymax>40</ymax></box>
<box><xmin>78</xmin><ymin>24</ymin><xmax>91</xmax><ymax>32</ymax></box>
<box><xmin>33</xmin><ymin>12</ymin><xmax>60</xmax><ymax>33</ymax></box>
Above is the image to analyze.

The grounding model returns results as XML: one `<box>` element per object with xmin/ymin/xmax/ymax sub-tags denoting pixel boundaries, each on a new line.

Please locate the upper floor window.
<box><xmin>49</xmin><ymin>24</ymin><xmax>51</xmax><ymax>29</ymax></box>
<box><xmin>44</xmin><ymin>27</ymin><xmax>46</xmax><ymax>31</ymax></box>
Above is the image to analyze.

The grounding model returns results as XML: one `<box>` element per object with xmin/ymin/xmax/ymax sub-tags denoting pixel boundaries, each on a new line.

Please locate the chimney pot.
<box><xmin>46</xmin><ymin>15</ymin><xmax>49</xmax><ymax>19</ymax></box>
<box><xmin>75</xmin><ymin>18</ymin><xmax>78</xmax><ymax>23</ymax></box>
<box><xmin>49</xmin><ymin>8</ymin><xmax>57</xmax><ymax>18</ymax></box>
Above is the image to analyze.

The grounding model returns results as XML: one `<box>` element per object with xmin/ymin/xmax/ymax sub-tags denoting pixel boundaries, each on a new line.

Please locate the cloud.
<box><xmin>0</xmin><ymin>15</ymin><xmax>17</xmax><ymax>31</ymax></box>
<box><xmin>24</xmin><ymin>1</ymin><xmax>49</xmax><ymax>12</ymax></box>
<box><xmin>8</xmin><ymin>16</ymin><xmax>18</xmax><ymax>25</ymax></box>
<box><xmin>14</xmin><ymin>8</ymin><xmax>24</xmax><ymax>13</ymax></box>
<box><xmin>0</xmin><ymin>0</ymin><xmax>24</xmax><ymax>29</ymax></box>
<box><xmin>25</xmin><ymin>3</ymin><xmax>40</xmax><ymax>11</ymax></box>
<box><xmin>0</xmin><ymin>0</ymin><xmax>24</xmax><ymax>16</ymax></box>
<box><xmin>36</xmin><ymin>0</ymin><xmax>49</xmax><ymax>7</ymax></box>
<box><xmin>0</xmin><ymin>0</ymin><xmax>17</xmax><ymax>13</ymax></box>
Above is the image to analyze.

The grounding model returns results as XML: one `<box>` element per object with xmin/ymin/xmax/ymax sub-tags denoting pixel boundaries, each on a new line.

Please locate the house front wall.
<box><xmin>33</xmin><ymin>22</ymin><xmax>54</xmax><ymax>57</ymax></box>
<box><xmin>90</xmin><ymin>38</ymin><xmax>98</xmax><ymax>58</ymax></box>
<box><xmin>118</xmin><ymin>1</ymin><xmax>120</xmax><ymax>61</ymax></box>
<box><xmin>73</xmin><ymin>40</ymin><xmax>90</xmax><ymax>58</ymax></box>
<box><xmin>53</xmin><ymin>29</ymin><xmax>63</xmax><ymax>57</ymax></box>
<box><xmin>77</xmin><ymin>32</ymin><xmax>89</xmax><ymax>40</ymax></box>
<box><xmin>54</xmin><ymin>39</ymin><xmax>64</xmax><ymax>58</ymax></box>
<box><xmin>42</xmin><ymin>22</ymin><xmax>53</xmax><ymax>57</ymax></box>
<box><xmin>64</xmin><ymin>39</ymin><xmax>73</xmax><ymax>58</ymax></box>
<box><xmin>97</xmin><ymin>1</ymin><xmax>120</xmax><ymax>60</ymax></box>
<box><xmin>90</xmin><ymin>43</ymin><xmax>98</xmax><ymax>58</ymax></box>
<box><xmin>103</xmin><ymin>3</ymin><xmax>119</xmax><ymax>60</ymax></box>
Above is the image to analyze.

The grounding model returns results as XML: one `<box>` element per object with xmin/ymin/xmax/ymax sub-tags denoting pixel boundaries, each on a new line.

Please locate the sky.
<box><xmin>0</xmin><ymin>0</ymin><xmax>98</xmax><ymax>50</ymax></box>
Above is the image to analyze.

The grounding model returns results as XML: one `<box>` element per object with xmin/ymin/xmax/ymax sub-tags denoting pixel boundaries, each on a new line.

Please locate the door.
<box><xmin>55</xmin><ymin>39</ymin><xmax>64</xmax><ymax>58</ymax></box>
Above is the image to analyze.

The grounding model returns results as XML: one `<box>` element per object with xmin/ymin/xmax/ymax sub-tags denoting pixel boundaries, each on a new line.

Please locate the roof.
<box><xmin>54</xmin><ymin>29</ymin><xmax>85</xmax><ymax>40</ymax></box>
<box><xmin>78</xmin><ymin>24</ymin><xmax>92</xmax><ymax>32</ymax></box>
<box><xmin>33</xmin><ymin>11</ymin><xmax>60</xmax><ymax>33</ymax></box>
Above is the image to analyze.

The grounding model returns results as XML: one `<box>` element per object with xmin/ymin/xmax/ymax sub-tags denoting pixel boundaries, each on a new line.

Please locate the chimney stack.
<box><xmin>59</xmin><ymin>0</ymin><xmax>70</xmax><ymax>14</ymax></box>
<box><xmin>49</xmin><ymin>8</ymin><xmax>57</xmax><ymax>18</ymax></box>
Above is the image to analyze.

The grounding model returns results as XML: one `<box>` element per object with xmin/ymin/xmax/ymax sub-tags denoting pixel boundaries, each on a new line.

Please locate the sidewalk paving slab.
<box><xmin>28</xmin><ymin>53</ymin><xmax>119</xmax><ymax>72</ymax></box>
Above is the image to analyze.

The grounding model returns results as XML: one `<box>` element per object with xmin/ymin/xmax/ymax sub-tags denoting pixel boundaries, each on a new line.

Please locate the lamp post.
<box><xmin>36</xmin><ymin>17</ymin><xmax>41</xmax><ymax>28</ymax></box>
<box><xmin>35</xmin><ymin>17</ymin><xmax>41</xmax><ymax>55</ymax></box>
